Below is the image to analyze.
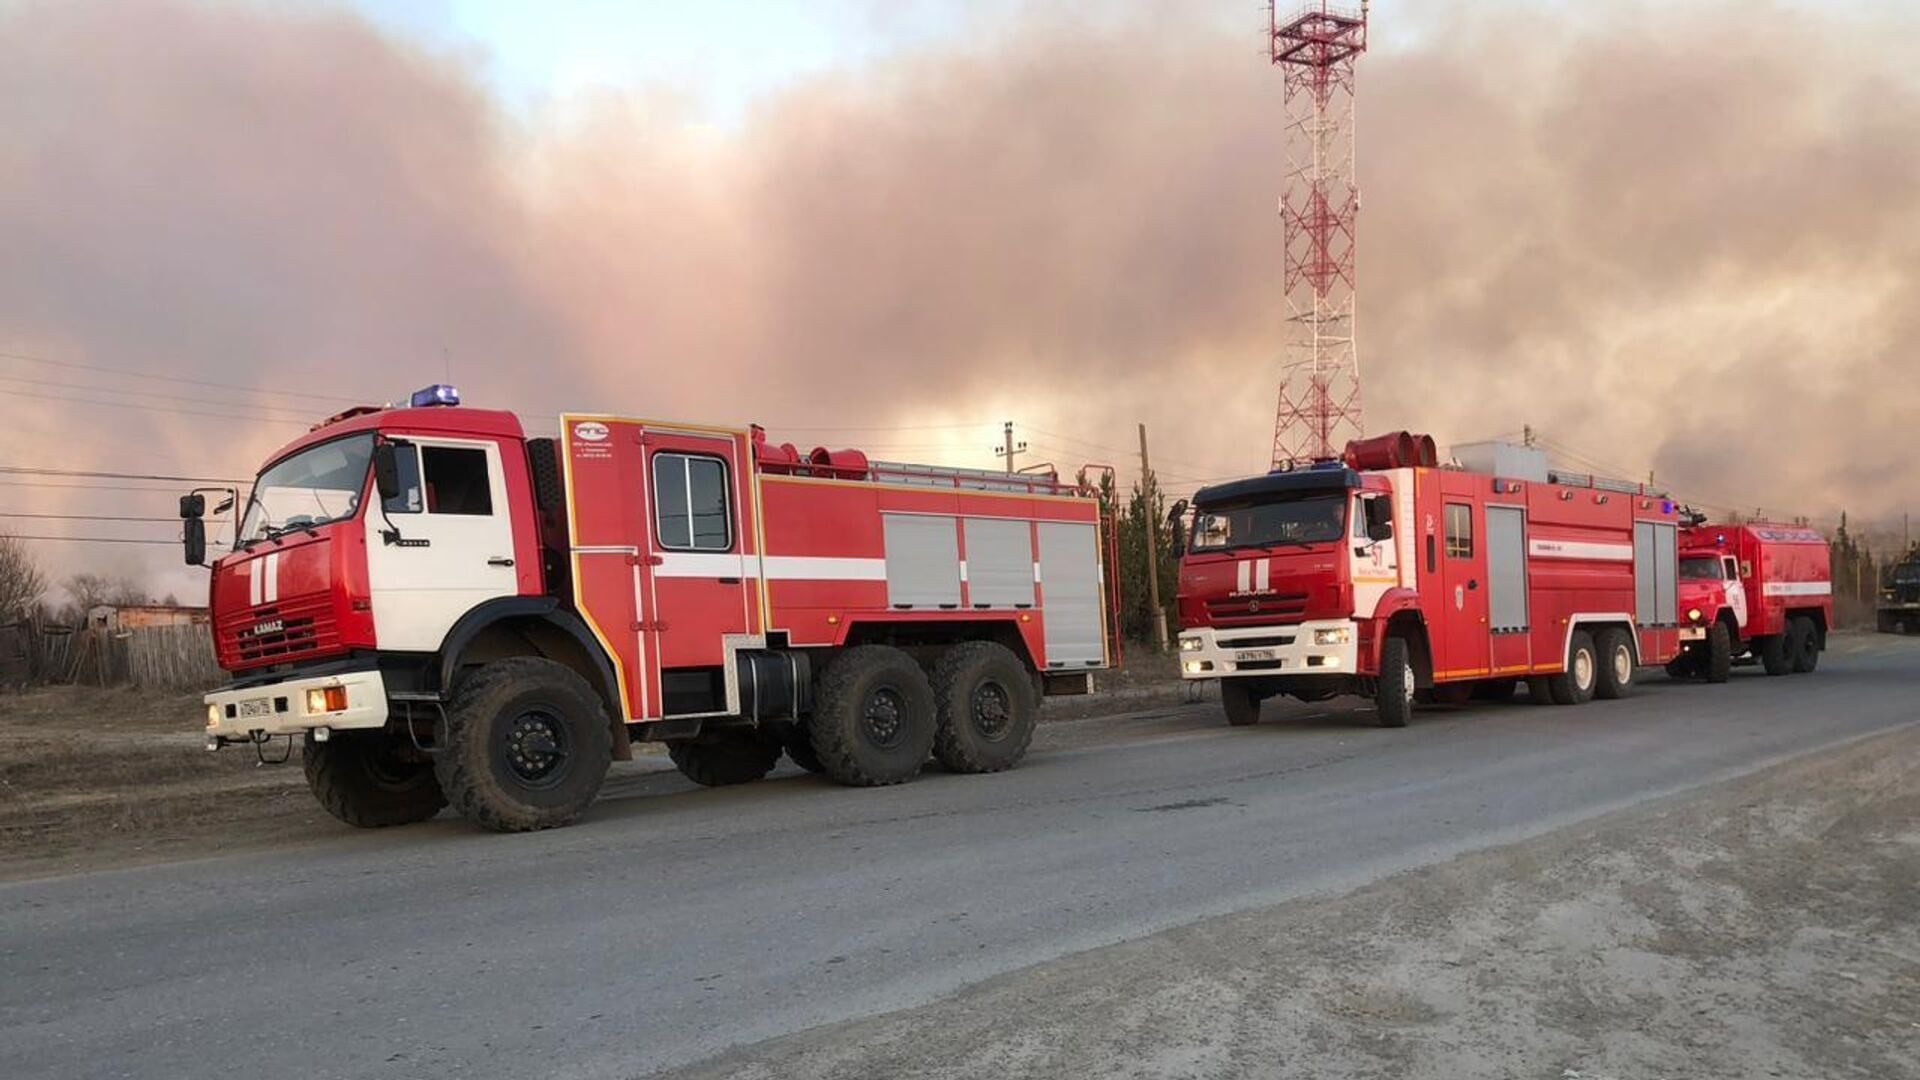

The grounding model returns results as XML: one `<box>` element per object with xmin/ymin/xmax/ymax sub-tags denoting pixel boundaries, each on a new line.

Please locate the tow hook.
<box><xmin>249</xmin><ymin>731</ymin><xmax>295</xmax><ymax>766</ymax></box>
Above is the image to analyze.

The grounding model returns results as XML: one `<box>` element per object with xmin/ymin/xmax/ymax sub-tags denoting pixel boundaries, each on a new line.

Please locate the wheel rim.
<box><xmin>363</xmin><ymin>740</ymin><xmax>425</xmax><ymax>790</ymax></box>
<box><xmin>1574</xmin><ymin>648</ymin><xmax>1594</xmax><ymax>691</ymax></box>
<box><xmin>1612</xmin><ymin>644</ymin><xmax>1633</xmax><ymax>684</ymax></box>
<box><xmin>502</xmin><ymin>707</ymin><xmax>570</xmax><ymax>788</ymax></box>
<box><xmin>861</xmin><ymin>686</ymin><xmax>910</xmax><ymax>750</ymax></box>
<box><xmin>970</xmin><ymin>680</ymin><xmax>1013</xmax><ymax>742</ymax></box>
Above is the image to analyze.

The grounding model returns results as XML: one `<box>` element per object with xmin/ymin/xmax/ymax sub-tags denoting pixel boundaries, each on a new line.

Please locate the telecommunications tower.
<box><xmin>1267</xmin><ymin>1</ymin><xmax>1368</xmax><ymax>469</ymax></box>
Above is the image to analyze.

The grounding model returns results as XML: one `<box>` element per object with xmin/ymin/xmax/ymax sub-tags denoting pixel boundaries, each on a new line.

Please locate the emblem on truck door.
<box><xmin>574</xmin><ymin>421</ymin><xmax>609</xmax><ymax>442</ymax></box>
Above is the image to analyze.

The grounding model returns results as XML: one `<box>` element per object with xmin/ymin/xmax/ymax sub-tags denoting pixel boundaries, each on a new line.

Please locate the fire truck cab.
<box><xmin>1671</xmin><ymin>522</ymin><xmax>1831</xmax><ymax>680</ymax></box>
<box><xmin>187</xmin><ymin>390</ymin><xmax>1112</xmax><ymax>832</ymax></box>
<box><xmin>1173</xmin><ymin>433</ymin><xmax>1685</xmax><ymax>727</ymax></box>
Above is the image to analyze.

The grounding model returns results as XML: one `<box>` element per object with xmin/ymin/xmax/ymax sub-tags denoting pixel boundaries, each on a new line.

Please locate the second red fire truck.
<box><xmin>1172</xmin><ymin>433</ymin><xmax>1686</xmax><ymax>726</ymax></box>
<box><xmin>186</xmin><ymin>388</ymin><xmax>1113</xmax><ymax>832</ymax></box>
<box><xmin>1669</xmin><ymin>521</ymin><xmax>1832</xmax><ymax>681</ymax></box>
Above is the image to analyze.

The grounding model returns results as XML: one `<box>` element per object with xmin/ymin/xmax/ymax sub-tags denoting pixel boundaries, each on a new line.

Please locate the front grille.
<box><xmin>218</xmin><ymin>594</ymin><xmax>340</xmax><ymax>669</ymax></box>
<box><xmin>1225</xmin><ymin>634</ymin><xmax>1296</xmax><ymax>649</ymax></box>
<box><xmin>1206</xmin><ymin>592</ymin><xmax>1309</xmax><ymax>627</ymax></box>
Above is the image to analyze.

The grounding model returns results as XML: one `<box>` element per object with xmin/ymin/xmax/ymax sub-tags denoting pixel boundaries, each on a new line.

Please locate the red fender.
<box><xmin>1361</xmin><ymin>588</ymin><xmax>1424</xmax><ymax>676</ymax></box>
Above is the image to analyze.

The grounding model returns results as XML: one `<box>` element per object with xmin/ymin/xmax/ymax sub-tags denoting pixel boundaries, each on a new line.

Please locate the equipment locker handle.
<box><xmin>717</xmin><ymin>576</ymin><xmax>742</xmax><ymax>585</ymax></box>
<box><xmin>488</xmin><ymin>557</ymin><xmax>515</xmax><ymax>568</ymax></box>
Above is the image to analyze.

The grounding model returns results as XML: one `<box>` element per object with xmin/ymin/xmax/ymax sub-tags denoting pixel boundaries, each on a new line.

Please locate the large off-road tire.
<box><xmin>930</xmin><ymin>642</ymin><xmax>1038</xmax><ymax>773</ymax></box>
<box><xmin>1547</xmin><ymin>630</ymin><xmax>1597</xmax><ymax>706</ymax></box>
<box><xmin>1593</xmin><ymin>628</ymin><xmax>1635</xmax><ymax>701</ymax></box>
<box><xmin>1704</xmin><ymin>621</ymin><xmax>1733</xmax><ymax>683</ymax></box>
<box><xmin>784</xmin><ymin>729</ymin><xmax>825</xmax><ymax>773</ymax></box>
<box><xmin>1789</xmin><ymin>615</ymin><xmax>1820</xmax><ymax>673</ymax></box>
<box><xmin>1756</xmin><ymin>632</ymin><xmax>1792</xmax><ymax>676</ymax></box>
<box><xmin>669</xmin><ymin>728</ymin><xmax>783</xmax><ymax>786</ymax></box>
<box><xmin>1221</xmin><ymin>680</ymin><xmax>1264</xmax><ymax>727</ymax></box>
<box><xmin>808</xmin><ymin>645</ymin><xmax>937</xmax><ymax>786</ymax></box>
<box><xmin>1375</xmin><ymin>636</ymin><xmax>1414</xmax><ymax>728</ymax></box>
<box><xmin>435</xmin><ymin>657</ymin><xmax>613</xmax><ymax>832</ymax></box>
<box><xmin>303</xmin><ymin>730</ymin><xmax>445</xmax><ymax>828</ymax></box>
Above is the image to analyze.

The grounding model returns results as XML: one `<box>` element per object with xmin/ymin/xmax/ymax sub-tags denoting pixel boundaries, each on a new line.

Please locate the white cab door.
<box><xmin>364</xmin><ymin>437</ymin><xmax>518</xmax><ymax>651</ymax></box>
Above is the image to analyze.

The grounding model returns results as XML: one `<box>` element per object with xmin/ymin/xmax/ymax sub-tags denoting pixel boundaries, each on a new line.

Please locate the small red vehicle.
<box><xmin>185</xmin><ymin>388</ymin><xmax>1113</xmax><ymax>831</ymax></box>
<box><xmin>1173</xmin><ymin>433</ymin><xmax>1686</xmax><ymax>727</ymax></box>
<box><xmin>1670</xmin><ymin>522</ymin><xmax>1831</xmax><ymax>681</ymax></box>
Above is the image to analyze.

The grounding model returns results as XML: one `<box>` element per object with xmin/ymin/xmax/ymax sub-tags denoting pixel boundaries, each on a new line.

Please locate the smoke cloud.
<box><xmin>3</xmin><ymin>0</ymin><xmax>1917</xmax><ymax>597</ymax></box>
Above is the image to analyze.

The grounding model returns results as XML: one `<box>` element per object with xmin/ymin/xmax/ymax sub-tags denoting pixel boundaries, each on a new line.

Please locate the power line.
<box><xmin>0</xmin><ymin>349</ymin><xmax>363</xmax><ymax>406</ymax></box>
<box><xmin>3</xmin><ymin>535</ymin><xmax>192</xmax><ymax>546</ymax></box>
<box><xmin>1</xmin><ymin>384</ymin><xmax>314</xmax><ymax>427</ymax></box>
<box><xmin>0</xmin><ymin>371</ymin><xmax>323</xmax><ymax>420</ymax></box>
<box><xmin>0</xmin><ymin>466</ymin><xmax>248</xmax><ymax>485</ymax></box>
<box><xmin>0</xmin><ymin>513</ymin><xmax>182</xmax><ymax>522</ymax></box>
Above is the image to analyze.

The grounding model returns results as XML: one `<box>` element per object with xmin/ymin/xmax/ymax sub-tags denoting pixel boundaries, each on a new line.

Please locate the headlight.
<box><xmin>1183</xmin><ymin>660</ymin><xmax>1206</xmax><ymax>674</ymax></box>
<box><xmin>1313</xmin><ymin>627</ymin><xmax>1352</xmax><ymax>646</ymax></box>
<box><xmin>306</xmin><ymin>686</ymin><xmax>348</xmax><ymax>714</ymax></box>
<box><xmin>1179</xmin><ymin>636</ymin><xmax>1203</xmax><ymax>652</ymax></box>
<box><xmin>1687</xmin><ymin>607</ymin><xmax>1702</xmax><ymax>622</ymax></box>
<box><xmin>206</xmin><ymin>704</ymin><xmax>220</xmax><ymax>729</ymax></box>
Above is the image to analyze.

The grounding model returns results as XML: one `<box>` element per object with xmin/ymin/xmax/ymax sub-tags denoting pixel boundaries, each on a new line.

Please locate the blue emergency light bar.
<box><xmin>409</xmin><ymin>384</ymin><xmax>460</xmax><ymax>408</ymax></box>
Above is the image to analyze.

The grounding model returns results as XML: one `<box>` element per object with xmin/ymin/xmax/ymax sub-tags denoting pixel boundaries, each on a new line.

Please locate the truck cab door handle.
<box><xmin>717</xmin><ymin>576</ymin><xmax>742</xmax><ymax>585</ymax></box>
<box><xmin>488</xmin><ymin>557</ymin><xmax>515</xmax><ymax>567</ymax></box>
<box><xmin>1467</xmin><ymin>578</ymin><xmax>1479</xmax><ymax>590</ymax></box>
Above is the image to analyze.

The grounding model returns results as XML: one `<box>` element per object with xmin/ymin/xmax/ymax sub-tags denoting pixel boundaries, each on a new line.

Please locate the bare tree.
<box><xmin>0</xmin><ymin>536</ymin><xmax>47</xmax><ymax>621</ymax></box>
<box><xmin>64</xmin><ymin>573</ymin><xmax>150</xmax><ymax>612</ymax></box>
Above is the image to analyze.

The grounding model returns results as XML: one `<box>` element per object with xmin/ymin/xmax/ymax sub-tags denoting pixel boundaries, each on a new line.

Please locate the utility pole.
<box><xmin>1138</xmin><ymin>422</ymin><xmax>1169</xmax><ymax>651</ymax></box>
<box><xmin>1522</xmin><ymin>424</ymin><xmax>1535</xmax><ymax>448</ymax></box>
<box><xmin>994</xmin><ymin>421</ymin><xmax>1028</xmax><ymax>474</ymax></box>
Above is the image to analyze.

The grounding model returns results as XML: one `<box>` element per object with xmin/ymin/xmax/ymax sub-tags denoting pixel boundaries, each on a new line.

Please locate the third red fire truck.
<box><xmin>185</xmin><ymin>388</ymin><xmax>1112</xmax><ymax>832</ymax></box>
<box><xmin>1669</xmin><ymin>521</ymin><xmax>1832</xmax><ymax>681</ymax></box>
<box><xmin>1172</xmin><ymin>433</ymin><xmax>1686</xmax><ymax>726</ymax></box>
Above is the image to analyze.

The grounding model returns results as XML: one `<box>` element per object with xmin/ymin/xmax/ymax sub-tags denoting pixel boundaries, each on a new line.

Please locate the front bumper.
<box><xmin>204</xmin><ymin>668</ymin><xmax>390</xmax><ymax>739</ymax></box>
<box><xmin>1176</xmin><ymin>620</ymin><xmax>1360</xmax><ymax>679</ymax></box>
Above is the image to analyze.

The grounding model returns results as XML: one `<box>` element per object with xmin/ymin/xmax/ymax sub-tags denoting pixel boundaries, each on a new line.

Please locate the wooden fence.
<box><xmin>6</xmin><ymin>621</ymin><xmax>221</xmax><ymax>691</ymax></box>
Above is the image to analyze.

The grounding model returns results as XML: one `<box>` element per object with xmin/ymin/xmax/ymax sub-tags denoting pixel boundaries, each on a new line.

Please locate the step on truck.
<box><xmin>184</xmin><ymin>387</ymin><xmax>1113</xmax><ymax>831</ymax></box>
<box><xmin>1670</xmin><ymin>521</ymin><xmax>1832</xmax><ymax>680</ymax></box>
<box><xmin>1169</xmin><ymin>433</ymin><xmax>1686</xmax><ymax>727</ymax></box>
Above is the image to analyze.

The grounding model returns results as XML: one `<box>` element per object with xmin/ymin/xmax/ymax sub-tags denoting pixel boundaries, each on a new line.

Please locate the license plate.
<box><xmin>236</xmin><ymin>697</ymin><xmax>273</xmax><ymax>720</ymax></box>
<box><xmin>1237</xmin><ymin>649</ymin><xmax>1276</xmax><ymax>661</ymax></box>
<box><xmin>1678</xmin><ymin>628</ymin><xmax>1705</xmax><ymax>642</ymax></box>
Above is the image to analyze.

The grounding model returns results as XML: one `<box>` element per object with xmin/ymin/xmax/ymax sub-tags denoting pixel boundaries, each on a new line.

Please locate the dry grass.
<box><xmin>0</xmin><ymin>685</ymin><xmax>324</xmax><ymax>879</ymax></box>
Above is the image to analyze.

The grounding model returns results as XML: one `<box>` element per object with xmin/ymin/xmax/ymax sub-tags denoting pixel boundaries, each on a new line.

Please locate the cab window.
<box><xmin>654</xmin><ymin>453</ymin><xmax>732</xmax><ymax>551</ymax></box>
<box><xmin>382</xmin><ymin>442</ymin><xmax>492</xmax><ymax>516</ymax></box>
<box><xmin>1444</xmin><ymin>503</ymin><xmax>1473</xmax><ymax>559</ymax></box>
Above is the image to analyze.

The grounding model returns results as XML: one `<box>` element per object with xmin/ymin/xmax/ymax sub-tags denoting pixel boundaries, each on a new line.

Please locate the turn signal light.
<box><xmin>305</xmin><ymin>686</ymin><xmax>348</xmax><ymax>714</ymax></box>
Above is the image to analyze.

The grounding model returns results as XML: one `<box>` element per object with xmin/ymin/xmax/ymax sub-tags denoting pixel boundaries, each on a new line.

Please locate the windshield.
<box><xmin>238</xmin><ymin>434</ymin><xmax>373</xmax><ymax>543</ymax></box>
<box><xmin>1190</xmin><ymin>493</ymin><xmax>1346</xmax><ymax>552</ymax></box>
<box><xmin>1894</xmin><ymin>564</ymin><xmax>1920</xmax><ymax>584</ymax></box>
<box><xmin>1678</xmin><ymin>556</ymin><xmax>1723</xmax><ymax>581</ymax></box>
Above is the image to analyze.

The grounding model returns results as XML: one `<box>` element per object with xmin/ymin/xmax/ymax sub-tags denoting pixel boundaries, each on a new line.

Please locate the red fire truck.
<box><xmin>184</xmin><ymin>388</ymin><xmax>1112</xmax><ymax>832</ymax></box>
<box><xmin>1171</xmin><ymin>433</ymin><xmax>1685</xmax><ymax>726</ymax></box>
<box><xmin>1669</xmin><ymin>521</ymin><xmax>1831</xmax><ymax>681</ymax></box>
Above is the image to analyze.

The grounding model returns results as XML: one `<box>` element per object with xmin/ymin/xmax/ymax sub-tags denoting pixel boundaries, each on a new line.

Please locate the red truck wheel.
<box><xmin>1789</xmin><ymin>616</ymin><xmax>1821</xmax><ymax>673</ymax></box>
<box><xmin>303</xmin><ymin>731</ymin><xmax>445</xmax><ymax>828</ymax></box>
<box><xmin>1375</xmin><ymin>637</ymin><xmax>1414</xmax><ymax>728</ymax></box>
<box><xmin>930</xmin><ymin>642</ymin><xmax>1037</xmax><ymax>772</ymax></box>
<box><xmin>1704</xmin><ymin>622</ymin><xmax>1733</xmax><ymax>683</ymax></box>
<box><xmin>808</xmin><ymin>645</ymin><xmax>937</xmax><ymax>786</ymax></box>
<box><xmin>668</xmin><ymin>729</ymin><xmax>782</xmax><ymax>786</ymax></box>
<box><xmin>1221</xmin><ymin>681</ymin><xmax>1264</xmax><ymax>727</ymax></box>
<box><xmin>1547</xmin><ymin>631</ymin><xmax>1597</xmax><ymax>706</ymax></box>
<box><xmin>1757</xmin><ymin>633</ymin><xmax>1793</xmax><ymax>676</ymax></box>
<box><xmin>1592</xmin><ymin>628</ymin><xmax>1635</xmax><ymax>700</ymax></box>
<box><xmin>435</xmin><ymin>657</ymin><xmax>613</xmax><ymax>832</ymax></box>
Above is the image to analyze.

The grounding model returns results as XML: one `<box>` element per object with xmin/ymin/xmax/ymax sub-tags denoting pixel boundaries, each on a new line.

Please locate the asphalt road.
<box><xmin>4</xmin><ymin>636</ymin><xmax>1915</xmax><ymax>1080</ymax></box>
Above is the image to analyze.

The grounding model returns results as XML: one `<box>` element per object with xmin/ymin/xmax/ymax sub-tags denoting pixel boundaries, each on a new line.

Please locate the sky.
<box><xmin>3</xmin><ymin>0</ymin><xmax>1918</xmax><ymax>605</ymax></box>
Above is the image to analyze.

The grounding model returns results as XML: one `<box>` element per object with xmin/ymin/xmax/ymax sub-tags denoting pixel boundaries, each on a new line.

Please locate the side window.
<box><xmin>654</xmin><ymin>452</ymin><xmax>733</xmax><ymax>551</ymax></box>
<box><xmin>1352</xmin><ymin>497</ymin><xmax>1369</xmax><ymax>540</ymax></box>
<box><xmin>382</xmin><ymin>442</ymin><xmax>423</xmax><ymax>515</ymax></box>
<box><xmin>1444</xmin><ymin>503</ymin><xmax>1473</xmax><ymax>559</ymax></box>
<box><xmin>1723</xmin><ymin>557</ymin><xmax>1738</xmax><ymax>580</ymax></box>
<box><xmin>421</xmin><ymin>446</ymin><xmax>494</xmax><ymax>516</ymax></box>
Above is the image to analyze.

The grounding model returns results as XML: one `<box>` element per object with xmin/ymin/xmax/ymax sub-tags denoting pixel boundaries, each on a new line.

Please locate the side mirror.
<box><xmin>1365</xmin><ymin>498</ymin><xmax>1394</xmax><ymax>542</ymax></box>
<box><xmin>1166</xmin><ymin>499</ymin><xmax>1189</xmax><ymax>558</ymax></box>
<box><xmin>373</xmin><ymin>442</ymin><xmax>401</xmax><ymax>501</ymax></box>
<box><xmin>179</xmin><ymin>494</ymin><xmax>207</xmax><ymax>566</ymax></box>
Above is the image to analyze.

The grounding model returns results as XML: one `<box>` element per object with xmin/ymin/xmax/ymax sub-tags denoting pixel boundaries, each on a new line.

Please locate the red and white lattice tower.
<box><xmin>1268</xmin><ymin>1</ymin><xmax>1368</xmax><ymax>469</ymax></box>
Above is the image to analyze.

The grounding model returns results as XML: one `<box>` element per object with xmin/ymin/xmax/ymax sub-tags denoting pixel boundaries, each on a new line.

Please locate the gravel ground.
<box><xmin>659</xmin><ymin>723</ymin><xmax>1920</xmax><ymax>1080</ymax></box>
